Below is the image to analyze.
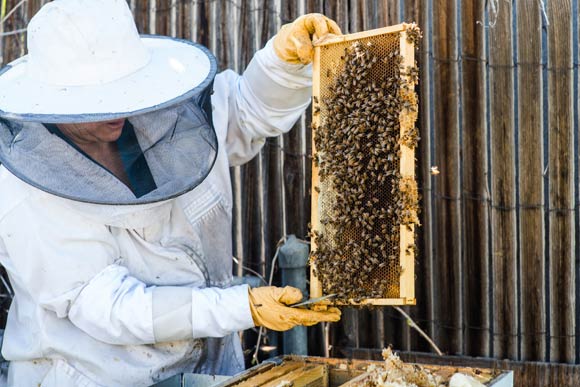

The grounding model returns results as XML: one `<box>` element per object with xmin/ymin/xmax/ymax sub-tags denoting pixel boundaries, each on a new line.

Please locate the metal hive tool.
<box><xmin>310</xmin><ymin>24</ymin><xmax>420</xmax><ymax>306</ymax></box>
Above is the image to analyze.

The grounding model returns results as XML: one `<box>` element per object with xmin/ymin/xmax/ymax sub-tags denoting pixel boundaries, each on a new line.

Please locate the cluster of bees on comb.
<box><xmin>310</xmin><ymin>23</ymin><xmax>422</xmax><ymax>302</ymax></box>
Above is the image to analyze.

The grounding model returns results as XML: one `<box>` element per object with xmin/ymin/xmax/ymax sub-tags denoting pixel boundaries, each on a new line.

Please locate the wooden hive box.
<box><xmin>310</xmin><ymin>24</ymin><xmax>420</xmax><ymax>306</ymax></box>
<box><xmin>213</xmin><ymin>356</ymin><xmax>513</xmax><ymax>387</ymax></box>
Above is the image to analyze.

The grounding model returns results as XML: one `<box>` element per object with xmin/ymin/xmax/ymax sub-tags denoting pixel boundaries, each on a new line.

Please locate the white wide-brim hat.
<box><xmin>0</xmin><ymin>0</ymin><xmax>217</xmax><ymax>123</ymax></box>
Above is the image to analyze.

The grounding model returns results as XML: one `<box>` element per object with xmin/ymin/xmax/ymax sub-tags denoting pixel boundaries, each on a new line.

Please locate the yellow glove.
<box><xmin>273</xmin><ymin>13</ymin><xmax>342</xmax><ymax>64</ymax></box>
<box><xmin>248</xmin><ymin>286</ymin><xmax>341</xmax><ymax>331</ymax></box>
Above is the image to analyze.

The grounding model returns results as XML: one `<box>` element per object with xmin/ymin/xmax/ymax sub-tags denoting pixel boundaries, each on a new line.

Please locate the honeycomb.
<box><xmin>310</xmin><ymin>24</ymin><xmax>420</xmax><ymax>304</ymax></box>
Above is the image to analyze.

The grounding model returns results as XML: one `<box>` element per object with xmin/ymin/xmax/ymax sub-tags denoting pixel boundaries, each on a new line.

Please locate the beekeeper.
<box><xmin>0</xmin><ymin>0</ymin><xmax>342</xmax><ymax>386</ymax></box>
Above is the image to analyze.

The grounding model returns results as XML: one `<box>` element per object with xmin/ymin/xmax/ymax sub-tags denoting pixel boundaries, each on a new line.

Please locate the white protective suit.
<box><xmin>0</xmin><ymin>39</ymin><xmax>311</xmax><ymax>387</ymax></box>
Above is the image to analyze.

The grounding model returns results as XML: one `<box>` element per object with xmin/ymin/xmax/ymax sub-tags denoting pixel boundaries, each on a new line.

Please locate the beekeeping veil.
<box><xmin>0</xmin><ymin>0</ymin><xmax>218</xmax><ymax>205</ymax></box>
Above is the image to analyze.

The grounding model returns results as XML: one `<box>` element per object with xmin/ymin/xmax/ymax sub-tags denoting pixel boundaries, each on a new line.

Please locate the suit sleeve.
<box><xmin>211</xmin><ymin>38</ymin><xmax>312</xmax><ymax>166</ymax></box>
<box><xmin>0</xmin><ymin>189</ymin><xmax>253</xmax><ymax>345</ymax></box>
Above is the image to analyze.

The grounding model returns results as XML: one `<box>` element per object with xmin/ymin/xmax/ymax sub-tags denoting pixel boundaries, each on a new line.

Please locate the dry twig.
<box><xmin>393</xmin><ymin>306</ymin><xmax>443</xmax><ymax>356</ymax></box>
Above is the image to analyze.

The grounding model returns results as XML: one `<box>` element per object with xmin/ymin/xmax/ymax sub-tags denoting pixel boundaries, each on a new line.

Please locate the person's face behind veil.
<box><xmin>57</xmin><ymin>119</ymin><xmax>127</xmax><ymax>145</ymax></box>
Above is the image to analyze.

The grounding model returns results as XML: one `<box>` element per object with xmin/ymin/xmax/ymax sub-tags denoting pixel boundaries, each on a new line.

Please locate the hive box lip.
<box><xmin>213</xmin><ymin>354</ymin><xmax>513</xmax><ymax>387</ymax></box>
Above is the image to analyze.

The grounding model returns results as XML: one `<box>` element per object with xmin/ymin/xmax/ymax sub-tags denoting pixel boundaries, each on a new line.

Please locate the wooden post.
<box><xmin>413</xmin><ymin>0</ymin><xmax>434</xmax><ymax>353</ymax></box>
<box><xmin>461</xmin><ymin>0</ymin><xmax>490</xmax><ymax>358</ymax></box>
<box><xmin>516</xmin><ymin>0</ymin><xmax>546</xmax><ymax>362</ymax></box>
<box><xmin>547</xmin><ymin>0</ymin><xmax>575</xmax><ymax>364</ymax></box>
<box><xmin>432</xmin><ymin>0</ymin><xmax>462</xmax><ymax>355</ymax></box>
<box><xmin>489</xmin><ymin>0</ymin><xmax>518</xmax><ymax>360</ymax></box>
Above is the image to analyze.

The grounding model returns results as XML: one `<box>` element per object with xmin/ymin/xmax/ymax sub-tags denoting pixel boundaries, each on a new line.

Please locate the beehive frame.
<box><xmin>310</xmin><ymin>24</ymin><xmax>418</xmax><ymax>306</ymax></box>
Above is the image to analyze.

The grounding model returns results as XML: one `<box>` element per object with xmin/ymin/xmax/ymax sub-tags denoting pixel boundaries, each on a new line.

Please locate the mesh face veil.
<box><xmin>0</xmin><ymin>86</ymin><xmax>218</xmax><ymax>205</ymax></box>
<box><xmin>0</xmin><ymin>0</ymin><xmax>221</xmax><ymax>205</ymax></box>
<box><xmin>0</xmin><ymin>2</ymin><xmax>220</xmax><ymax>205</ymax></box>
